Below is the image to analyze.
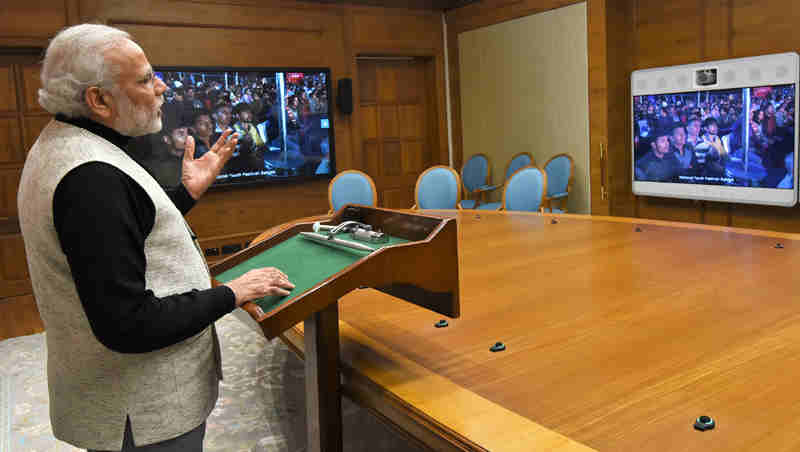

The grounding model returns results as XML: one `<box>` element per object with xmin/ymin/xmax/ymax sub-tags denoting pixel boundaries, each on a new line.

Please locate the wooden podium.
<box><xmin>209</xmin><ymin>205</ymin><xmax>460</xmax><ymax>452</ymax></box>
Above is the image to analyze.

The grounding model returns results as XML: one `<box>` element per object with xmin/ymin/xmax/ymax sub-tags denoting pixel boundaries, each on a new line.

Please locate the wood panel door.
<box><xmin>357</xmin><ymin>57</ymin><xmax>439</xmax><ymax>209</ymax></box>
<box><xmin>0</xmin><ymin>52</ymin><xmax>50</xmax><ymax>298</ymax></box>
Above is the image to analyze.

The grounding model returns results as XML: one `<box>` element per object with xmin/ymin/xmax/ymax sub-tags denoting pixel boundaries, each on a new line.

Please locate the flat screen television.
<box><xmin>128</xmin><ymin>67</ymin><xmax>335</xmax><ymax>189</ymax></box>
<box><xmin>631</xmin><ymin>53</ymin><xmax>798</xmax><ymax>206</ymax></box>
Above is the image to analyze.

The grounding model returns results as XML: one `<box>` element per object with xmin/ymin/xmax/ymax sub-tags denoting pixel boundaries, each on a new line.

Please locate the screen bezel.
<box><xmin>153</xmin><ymin>65</ymin><xmax>337</xmax><ymax>190</ymax></box>
<box><xmin>630</xmin><ymin>53</ymin><xmax>799</xmax><ymax>207</ymax></box>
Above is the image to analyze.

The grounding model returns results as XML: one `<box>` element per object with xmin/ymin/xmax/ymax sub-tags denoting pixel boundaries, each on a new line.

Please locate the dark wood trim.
<box><xmin>445</xmin><ymin>0</ymin><xmax>584</xmax><ymax>34</ymax></box>
<box><xmin>304</xmin><ymin>301</ymin><xmax>343</xmax><ymax>452</ymax></box>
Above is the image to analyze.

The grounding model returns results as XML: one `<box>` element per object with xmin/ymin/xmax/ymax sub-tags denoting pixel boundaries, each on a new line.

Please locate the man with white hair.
<box><xmin>17</xmin><ymin>24</ymin><xmax>295</xmax><ymax>451</ymax></box>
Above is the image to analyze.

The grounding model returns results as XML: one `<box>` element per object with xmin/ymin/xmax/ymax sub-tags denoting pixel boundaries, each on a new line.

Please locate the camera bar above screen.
<box><xmin>129</xmin><ymin>67</ymin><xmax>335</xmax><ymax>190</ymax></box>
<box><xmin>631</xmin><ymin>53</ymin><xmax>799</xmax><ymax>207</ymax></box>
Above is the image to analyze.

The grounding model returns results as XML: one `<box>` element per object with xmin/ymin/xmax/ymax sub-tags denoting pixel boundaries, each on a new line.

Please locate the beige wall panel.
<box><xmin>458</xmin><ymin>2</ymin><xmax>590</xmax><ymax>212</ymax></box>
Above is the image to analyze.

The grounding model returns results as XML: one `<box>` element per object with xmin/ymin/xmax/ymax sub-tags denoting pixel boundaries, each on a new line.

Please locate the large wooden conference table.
<box><xmin>254</xmin><ymin>209</ymin><xmax>800</xmax><ymax>451</ymax></box>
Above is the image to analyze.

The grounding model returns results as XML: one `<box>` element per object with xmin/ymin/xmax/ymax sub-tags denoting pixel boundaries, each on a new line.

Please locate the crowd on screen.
<box><xmin>129</xmin><ymin>72</ymin><xmax>331</xmax><ymax>187</ymax></box>
<box><xmin>633</xmin><ymin>86</ymin><xmax>795</xmax><ymax>188</ymax></box>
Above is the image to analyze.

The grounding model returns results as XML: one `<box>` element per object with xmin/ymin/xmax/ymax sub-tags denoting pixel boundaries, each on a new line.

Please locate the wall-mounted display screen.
<box><xmin>631</xmin><ymin>53</ymin><xmax>798</xmax><ymax>206</ymax></box>
<box><xmin>633</xmin><ymin>84</ymin><xmax>795</xmax><ymax>189</ymax></box>
<box><xmin>128</xmin><ymin>67</ymin><xmax>335</xmax><ymax>189</ymax></box>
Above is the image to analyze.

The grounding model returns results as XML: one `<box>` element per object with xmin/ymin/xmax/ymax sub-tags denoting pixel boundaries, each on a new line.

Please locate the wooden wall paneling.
<box><xmin>702</xmin><ymin>0</ymin><xmax>732</xmax><ymax>61</ymax></box>
<box><xmin>0</xmin><ymin>233</ymin><xmax>28</xmax><ymax>282</ymax></box>
<box><xmin>402</xmin><ymin>141</ymin><xmax>424</xmax><ymax>174</ymax></box>
<box><xmin>348</xmin><ymin>6</ymin><xmax>447</xmax><ymax>174</ymax></box>
<box><xmin>360</xmin><ymin>106</ymin><xmax>378</xmax><ymax>145</ymax></box>
<box><xmin>21</xmin><ymin>64</ymin><xmax>45</xmax><ymax>114</ymax></box>
<box><xmin>605</xmin><ymin>0</ymin><xmax>634</xmax><ymax>218</ymax></box>
<box><xmin>349</xmin><ymin>7</ymin><xmax>442</xmax><ymax>52</ymax></box>
<box><xmin>729</xmin><ymin>0</ymin><xmax>800</xmax><ymax>58</ymax></box>
<box><xmin>730</xmin><ymin>204</ymin><xmax>800</xmax><ymax>233</ymax></box>
<box><xmin>356</xmin><ymin>56</ymin><xmax>437</xmax><ymax>208</ymax></box>
<box><xmin>446</xmin><ymin>0</ymin><xmax>584</xmax><ymax>34</ymax></box>
<box><xmin>0</xmin><ymin>118</ymin><xmax>24</xmax><ymax>163</ymax></box>
<box><xmin>397</xmin><ymin>105</ymin><xmax>422</xmax><ymax>139</ymax></box>
<box><xmin>0</xmin><ymin>169</ymin><xmax>22</xmax><ymax>219</ymax></box>
<box><xmin>81</xmin><ymin>0</ymin><xmax>331</xmax><ymax>32</ymax></box>
<box><xmin>23</xmin><ymin>116</ymin><xmax>52</xmax><ymax>152</ymax></box>
<box><xmin>0</xmin><ymin>0</ymin><xmax>68</xmax><ymax>47</ymax></box>
<box><xmin>626</xmin><ymin>0</ymin><xmax>800</xmax><ymax>232</ymax></box>
<box><xmin>633</xmin><ymin>0</ymin><xmax>705</xmax><ymax>69</ymax></box>
<box><xmin>631</xmin><ymin>0</ymin><xmax>705</xmax><ymax>223</ymax></box>
<box><xmin>0</xmin><ymin>295</ymin><xmax>43</xmax><ymax>340</ymax></box>
<box><xmin>198</xmin><ymin>230</ymin><xmax>262</xmax><ymax>265</ymax></box>
<box><xmin>447</xmin><ymin>26</ymin><xmax>463</xmax><ymax>171</ymax></box>
<box><xmin>0</xmin><ymin>224</ymin><xmax>30</xmax><ymax>302</ymax></box>
<box><xmin>185</xmin><ymin>179</ymin><xmax>331</xmax><ymax>238</ymax></box>
<box><xmin>703</xmin><ymin>202</ymin><xmax>732</xmax><ymax>227</ymax></box>
<box><xmin>382</xmin><ymin>140</ymin><xmax>403</xmax><ymax>176</ymax></box>
<box><xmin>0</xmin><ymin>67</ymin><xmax>18</xmax><ymax>112</ymax></box>
<box><xmin>381</xmin><ymin>187</ymin><xmax>413</xmax><ymax>209</ymax></box>
<box><xmin>379</xmin><ymin>106</ymin><xmax>399</xmax><ymax>138</ymax></box>
<box><xmin>20</xmin><ymin>62</ymin><xmax>52</xmax><ymax>158</ymax></box>
<box><xmin>423</xmin><ymin>54</ymin><xmax>447</xmax><ymax>167</ymax></box>
<box><xmin>363</xmin><ymin>141</ymin><xmax>380</xmax><ymax>184</ymax></box>
<box><xmin>587</xmin><ymin>0</ymin><xmax>611</xmax><ymax>215</ymax></box>
<box><xmin>635</xmin><ymin>196</ymin><xmax>703</xmax><ymax>224</ymax></box>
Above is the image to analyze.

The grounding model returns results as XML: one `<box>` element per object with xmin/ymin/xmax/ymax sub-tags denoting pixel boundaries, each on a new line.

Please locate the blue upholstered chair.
<box><xmin>501</xmin><ymin>166</ymin><xmax>548</xmax><ymax>213</ymax></box>
<box><xmin>413</xmin><ymin>165</ymin><xmax>462</xmax><ymax>210</ymax></box>
<box><xmin>327</xmin><ymin>170</ymin><xmax>378</xmax><ymax>214</ymax></box>
<box><xmin>472</xmin><ymin>152</ymin><xmax>536</xmax><ymax>211</ymax></box>
<box><xmin>504</xmin><ymin>152</ymin><xmax>535</xmax><ymax>182</ymax></box>
<box><xmin>458</xmin><ymin>153</ymin><xmax>491</xmax><ymax>209</ymax></box>
<box><xmin>542</xmin><ymin>153</ymin><xmax>575</xmax><ymax>213</ymax></box>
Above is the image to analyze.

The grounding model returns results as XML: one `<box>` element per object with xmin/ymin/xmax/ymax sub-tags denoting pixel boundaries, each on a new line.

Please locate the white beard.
<box><xmin>113</xmin><ymin>90</ymin><xmax>162</xmax><ymax>137</ymax></box>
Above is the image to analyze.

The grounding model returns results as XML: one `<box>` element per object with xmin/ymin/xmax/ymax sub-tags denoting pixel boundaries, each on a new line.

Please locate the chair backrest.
<box><xmin>502</xmin><ymin>166</ymin><xmax>547</xmax><ymax>212</ymax></box>
<box><xmin>543</xmin><ymin>153</ymin><xmax>575</xmax><ymax>197</ymax></box>
<box><xmin>504</xmin><ymin>152</ymin><xmax>535</xmax><ymax>182</ymax></box>
<box><xmin>415</xmin><ymin>166</ymin><xmax>462</xmax><ymax>209</ymax></box>
<box><xmin>328</xmin><ymin>170</ymin><xmax>377</xmax><ymax>212</ymax></box>
<box><xmin>460</xmin><ymin>153</ymin><xmax>490</xmax><ymax>192</ymax></box>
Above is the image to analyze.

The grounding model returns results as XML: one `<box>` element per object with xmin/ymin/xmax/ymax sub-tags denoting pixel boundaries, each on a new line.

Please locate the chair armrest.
<box><xmin>474</xmin><ymin>184</ymin><xmax>500</xmax><ymax>193</ymax></box>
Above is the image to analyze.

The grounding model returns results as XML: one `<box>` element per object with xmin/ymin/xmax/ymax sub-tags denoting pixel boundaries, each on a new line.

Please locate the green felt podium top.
<box><xmin>214</xmin><ymin>232</ymin><xmax>409</xmax><ymax>313</ymax></box>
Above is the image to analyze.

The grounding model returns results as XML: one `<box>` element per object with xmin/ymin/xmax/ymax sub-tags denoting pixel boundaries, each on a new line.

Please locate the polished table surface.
<box><xmin>258</xmin><ymin>210</ymin><xmax>800</xmax><ymax>451</ymax></box>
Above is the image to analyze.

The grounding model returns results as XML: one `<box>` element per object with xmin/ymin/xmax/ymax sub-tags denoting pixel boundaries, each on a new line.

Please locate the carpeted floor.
<box><xmin>0</xmin><ymin>313</ymin><xmax>424</xmax><ymax>452</ymax></box>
